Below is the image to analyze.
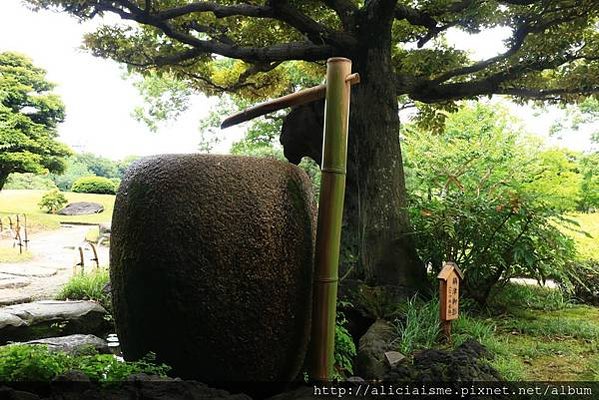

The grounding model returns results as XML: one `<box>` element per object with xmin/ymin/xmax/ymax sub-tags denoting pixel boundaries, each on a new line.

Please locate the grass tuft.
<box><xmin>56</xmin><ymin>269</ymin><xmax>111</xmax><ymax>311</ymax></box>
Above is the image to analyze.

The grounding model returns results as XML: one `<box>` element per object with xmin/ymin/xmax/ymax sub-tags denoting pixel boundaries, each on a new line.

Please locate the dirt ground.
<box><xmin>0</xmin><ymin>225</ymin><xmax>109</xmax><ymax>305</ymax></box>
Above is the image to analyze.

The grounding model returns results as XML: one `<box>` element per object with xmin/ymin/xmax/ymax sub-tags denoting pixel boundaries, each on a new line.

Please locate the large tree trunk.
<box><xmin>281</xmin><ymin>6</ymin><xmax>428</xmax><ymax>294</ymax></box>
<box><xmin>343</xmin><ymin>25</ymin><xmax>426</xmax><ymax>292</ymax></box>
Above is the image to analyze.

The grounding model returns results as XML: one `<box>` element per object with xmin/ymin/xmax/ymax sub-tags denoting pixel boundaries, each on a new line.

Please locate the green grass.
<box><xmin>56</xmin><ymin>268</ymin><xmax>111</xmax><ymax>311</ymax></box>
<box><xmin>489</xmin><ymin>283</ymin><xmax>571</xmax><ymax>312</ymax></box>
<box><xmin>392</xmin><ymin>296</ymin><xmax>441</xmax><ymax>354</ymax></box>
<box><xmin>0</xmin><ymin>189</ymin><xmax>115</xmax><ymax>232</ymax></box>
<box><xmin>562</xmin><ymin>212</ymin><xmax>599</xmax><ymax>261</ymax></box>
<box><xmin>0</xmin><ymin>247</ymin><xmax>33</xmax><ymax>263</ymax></box>
<box><xmin>391</xmin><ymin>284</ymin><xmax>599</xmax><ymax>382</ymax></box>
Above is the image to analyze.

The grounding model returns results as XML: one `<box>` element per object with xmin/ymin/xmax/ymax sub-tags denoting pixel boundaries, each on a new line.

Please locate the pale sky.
<box><xmin>0</xmin><ymin>0</ymin><xmax>594</xmax><ymax>159</ymax></box>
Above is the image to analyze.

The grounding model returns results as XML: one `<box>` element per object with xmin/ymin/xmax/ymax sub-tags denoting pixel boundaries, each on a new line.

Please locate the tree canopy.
<box><xmin>26</xmin><ymin>0</ymin><xmax>599</xmax><ymax>290</ymax></box>
<box><xmin>26</xmin><ymin>0</ymin><xmax>599</xmax><ymax>103</ymax></box>
<box><xmin>0</xmin><ymin>51</ymin><xmax>71</xmax><ymax>191</ymax></box>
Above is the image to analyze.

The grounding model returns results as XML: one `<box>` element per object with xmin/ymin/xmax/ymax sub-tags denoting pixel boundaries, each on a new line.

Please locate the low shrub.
<box><xmin>38</xmin><ymin>189</ymin><xmax>68</xmax><ymax>214</ymax></box>
<box><xmin>568</xmin><ymin>260</ymin><xmax>599</xmax><ymax>306</ymax></box>
<box><xmin>56</xmin><ymin>269</ymin><xmax>111</xmax><ymax>312</ymax></box>
<box><xmin>71</xmin><ymin>176</ymin><xmax>117</xmax><ymax>194</ymax></box>
<box><xmin>489</xmin><ymin>282</ymin><xmax>570</xmax><ymax>311</ymax></box>
<box><xmin>0</xmin><ymin>345</ymin><xmax>169</xmax><ymax>382</ymax></box>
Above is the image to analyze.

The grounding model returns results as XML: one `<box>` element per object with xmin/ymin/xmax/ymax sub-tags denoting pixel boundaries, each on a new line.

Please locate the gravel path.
<box><xmin>0</xmin><ymin>225</ymin><xmax>109</xmax><ymax>305</ymax></box>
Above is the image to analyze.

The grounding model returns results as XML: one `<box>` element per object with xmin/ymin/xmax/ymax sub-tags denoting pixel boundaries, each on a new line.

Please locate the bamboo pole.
<box><xmin>220</xmin><ymin>73</ymin><xmax>359</xmax><ymax>129</ymax></box>
<box><xmin>308</xmin><ymin>57</ymin><xmax>353</xmax><ymax>381</ymax></box>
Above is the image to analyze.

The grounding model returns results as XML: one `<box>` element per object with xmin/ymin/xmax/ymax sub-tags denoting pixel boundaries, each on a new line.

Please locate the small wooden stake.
<box><xmin>89</xmin><ymin>243</ymin><xmax>100</xmax><ymax>269</ymax></box>
<box><xmin>15</xmin><ymin>215</ymin><xmax>22</xmax><ymax>254</ymax></box>
<box><xmin>437</xmin><ymin>261</ymin><xmax>464</xmax><ymax>343</ymax></box>
<box><xmin>22</xmin><ymin>214</ymin><xmax>29</xmax><ymax>250</ymax></box>
<box><xmin>75</xmin><ymin>247</ymin><xmax>85</xmax><ymax>276</ymax></box>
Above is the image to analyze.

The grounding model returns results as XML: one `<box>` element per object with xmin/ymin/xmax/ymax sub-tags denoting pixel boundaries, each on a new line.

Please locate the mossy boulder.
<box><xmin>110</xmin><ymin>154</ymin><xmax>316</xmax><ymax>386</ymax></box>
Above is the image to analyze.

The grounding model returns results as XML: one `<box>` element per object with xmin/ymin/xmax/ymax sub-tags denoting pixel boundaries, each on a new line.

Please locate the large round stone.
<box><xmin>110</xmin><ymin>154</ymin><xmax>316</xmax><ymax>385</ymax></box>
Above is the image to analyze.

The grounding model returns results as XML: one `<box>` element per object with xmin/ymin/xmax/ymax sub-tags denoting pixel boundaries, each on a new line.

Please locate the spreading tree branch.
<box><xmin>95</xmin><ymin>1</ymin><xmax>336</xmax><ymax>62</ymax></box>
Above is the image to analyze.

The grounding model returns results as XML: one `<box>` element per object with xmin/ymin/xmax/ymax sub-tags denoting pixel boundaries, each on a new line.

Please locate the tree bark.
<box><xmin>343</xmin><ymin>26</ymin><xmax>427</xmax><ymax>292</ymax></box>
<box><xmin>0</xmin><ymin>170</ymin><xmax>9</xmax><ymax>192</ymax></box>
<box><xmin>281</xmin><ymin>9</ymin><xmax>429</xmax><ymax>294</ymax></box>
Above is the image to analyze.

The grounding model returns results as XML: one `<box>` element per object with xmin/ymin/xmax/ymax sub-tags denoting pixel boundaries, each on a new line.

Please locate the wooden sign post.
<box><xmin>437</xmin><ymin>261</ymin><xmax>464</xmax><ymax>342</ymax></box>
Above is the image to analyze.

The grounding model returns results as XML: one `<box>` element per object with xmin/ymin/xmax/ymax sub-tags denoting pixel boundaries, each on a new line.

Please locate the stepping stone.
<box><xmin>58</xmin><ymin>202</ymin><xmax>104</xmax><ymax>215</ymax></box>
<box><xmin>0</xmin><ymin>264</ymin><xmax>57</xmax><ymax>278</ymax></box>
<box><xmin>0</xmin><ymin>294</ymin><xmax>32</xmax><ymax>307</ymax></box>
<box><xmin>0</xmin><ymin>300</ymin><xmax>110</xmax><ymax>344</ymax></box>
<box><xmin>5</xmin><ymin>334</ymin><xmax>110</xmax><ymax>355</ymax></box>
<box><xmin>0</xmin><ymin>273</ymin><xmax>30</xmax><ymax>289</ymax></box>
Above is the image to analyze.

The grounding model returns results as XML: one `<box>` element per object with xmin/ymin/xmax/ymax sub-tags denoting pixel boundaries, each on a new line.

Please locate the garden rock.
<box><xmin>356</xmin><ymin>319</ymin><xmax>397</xmax><ymax>379</ymax></box>
<box><xmin>111</xmin><ymin>154</ymin><xmax>316</xmax><ymax>388</ymax></box>
<box><xmin>383</xmin><ymin>340</ymin><xmax>502</xmax><ymax>382</ymax></box>
<box><xmin>1</xmin><ymin>375</ymin><xmax>251</xmax><ymax>400</ymax></box>
<box><xmin>0</xmin><ymin>386</ymin><xmax>40</xmax><ymax>400</ymax></box>
<box><xmin>58</xmin><ymin>202</ymin><xmax>104</xmax><ymax>216</ymax></box>
<box><xmin>0</xmin><ymin>301</ymin><xmax>110</xmax><ymax>344</ymax></box>
<box><xmin>13</xmin><ymin>334</ymin><xmax>110</xmax><ymax>355</ymax></box>
<box><xmin>0</xmin><ymin>274</ymin><xmax>30</xmax><ymax>289</ymax></box>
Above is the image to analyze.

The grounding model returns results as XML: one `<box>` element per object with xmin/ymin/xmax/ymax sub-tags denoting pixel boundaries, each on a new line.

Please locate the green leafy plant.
<box><xmin>404</xmin><ymin>103</ymin><xmax>578</xmax><ymax>305</ymax></box>
<box><xmin>71</xmin><ymin>176</ymin><xmax>117</xmax><ymax>194</ymax></box>
<box><xmin>38</xmin><ymin>189</ymin><xmax>68</xmax><ymax>214</ymax></box>
<box><xmin>333</xmin><ymin>312</ymin><xmax>356</xmax><ymax>380</ymax></box>
<box><xmin>56</xmin><ymin>269</ymin><xmax>111</xmax><ymax>312</ymax></box>
<box><xmin>0</xmin><ymin>345</ymin><xmax>170</xmax><ymax>383</ymax></box>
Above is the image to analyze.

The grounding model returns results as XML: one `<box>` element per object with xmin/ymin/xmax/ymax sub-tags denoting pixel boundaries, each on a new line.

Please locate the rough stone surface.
<box><xmin>0</xmin><ymin>274</ymin><xmax>30</xmax><ymax>289</ymax></box>
<box><xmin>110</xmin><ymin>154</ymin><xmax>316</xmax><ymax>387</ymax></box>
<box><xmin>0</xmin><ymin>301</ymin><xmax>110</xmax><ymax>344</ymax></box>
<box><xmin>383</xmin><ymin>340</ymin><xmax>502</xmax><ymax>382</ymax></box>
<box><xmin>0</xmin><ymin>265</ymin><xmax>57</xmax><ymax>278</ymax></box>
<box><xmin>0</xmin><ymin>386</ymin><xmax>41</xmax><ymax>400</ymax></box>
<box><xmin>9</xmin><ymin>334</ymin><xmax>110</xmax><ymax>355</ymax></box>
<box><xmin>0</xmin><ymin>375</ymin><xmax>251</xmax><ymax>400</ymax></box>
<box><xmin>356</xmin><ymin>319</ymin><xmax>397</xmax><ymax>379</ymax></box>
<box><xmin>58</xmin><ymin>202</ymin><xmax>104</xmax><ymax>216</ymax></box>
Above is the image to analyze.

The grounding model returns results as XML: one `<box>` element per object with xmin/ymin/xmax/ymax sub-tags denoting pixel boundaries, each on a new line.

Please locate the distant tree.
<box><xmin>75</xmin><ymin>152</ymin><xmax>119</xmax><ymax>179</ymax></box>
<box><xmin>50</xmin><ymin>158</ymin><xmax>92</xmax><ymax>191</ymax></box>
<box><xmin>30</xmin><ymin>0</ymin><xmax>599</xmax><ymax>292</ymax></box>
<box><xmin>116</xmin><ymin>155</ymin><xmax>142</xmax><ymax>177</ymax></box>
<box><xmin>4</xmin><ymin>172</ymin><xmax>57</xmax><ymax>190</ymax></box>
<box><xmin>0</xmin><ymin>51</ymin><xmax>71</xmax><ymax>190</ymax></box>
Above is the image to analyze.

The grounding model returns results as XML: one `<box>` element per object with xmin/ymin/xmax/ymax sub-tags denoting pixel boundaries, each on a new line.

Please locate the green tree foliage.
<box><xmin>0</xmin><ymin>51</ymin><xmax>71</xmax><ymax>191</ymax></box>
<box><xmin>74</xmin><ymin>152</ymin><xmax>119</xmax><ymax>179</ymax></box>
<box><xmin>51</xmin><ymin>157</ymin><xmax>93</xmax><ymax>191</ymax></box>
<box><xmin>548</xmin><ymin>98</ymin><xmax>599</xmax><ymax>212</ymax></box>
<box><xmin>116</xmin><ymin>155</ymin><xmax>141</xmax><ymax>177</ymax></box>
<box><xmin>404</xmin><ymin>103</ymin><xmax>577</xmax><ymax>305</ymax></box>
<box><xmin>4</xmin><ymin>172</ymin><xmax>57</xmax><ymax>190</ymax></box>
<box><xmin>27</xmin><ymin>0</ymin><xmax>599</xmax><ymax>290</ymax></box>
<box><xmin>38</xmin><ymin>189</ymin><xmax>68</xmax><ymax>213</ymax></box>
<box><xmin>51</xmin><ymin>153</ymin><xmax>137</xmax><ymax>191</ymax></box>
<box><xmin>578</xmin><ymin>153</ymin><xmax>599</xmax><ymax>212</ymax></box>
<box><xmin>71</xmin><ymin>175</ymin><xmax>117</xmax><ymax>194</ymax></box>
